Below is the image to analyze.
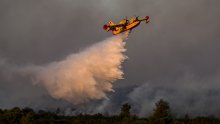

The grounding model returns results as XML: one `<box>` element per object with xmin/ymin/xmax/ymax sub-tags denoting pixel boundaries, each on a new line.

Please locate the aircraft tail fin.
<box><xmin>145</xmin><ymin>16</ymin><xmax>150</xmax><ymax>23</ymax></box>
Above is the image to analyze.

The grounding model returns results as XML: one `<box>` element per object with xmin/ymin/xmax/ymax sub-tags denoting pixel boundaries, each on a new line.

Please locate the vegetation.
<box><xmin>149</xmin><ymin>99</ymin><xmax>172</xmax><ymax>124</ymax></box>
<box><xmin>120</xmin><ymin>103</ymin><xmax>131</xmax><ymax>118</ymax></box>
<box><xmin>0</xmin><ymin>99</ymin><xmax>219</xmax><ymax>124</ymax></box>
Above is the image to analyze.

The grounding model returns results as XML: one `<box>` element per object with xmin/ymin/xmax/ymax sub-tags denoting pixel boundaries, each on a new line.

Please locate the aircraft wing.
<box><xmin>109</xmin><ymin>24</ymin><xmax>125</xmax><ymax>28</ymax></box>
<box><xmin>103</xmin><ymin>19</ymin><xmax>129</xmax><ymax>32</ymax></box>
<box><xmin>103</xmin><ymin>24</ymin><xmax>125</xmax><ymax>32</ymax></box>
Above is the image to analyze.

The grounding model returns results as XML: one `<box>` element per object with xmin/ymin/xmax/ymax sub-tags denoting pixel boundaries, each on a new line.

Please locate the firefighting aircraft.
<box><xmin>103</xmin><ymin>16</ymin><xmax>150</xmax><ymax>35</ymax></box>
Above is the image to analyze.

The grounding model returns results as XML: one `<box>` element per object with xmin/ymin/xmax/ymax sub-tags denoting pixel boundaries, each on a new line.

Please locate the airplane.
<box><xmin>103</xmin><ymin>16</ymin><xmax>150</xmax><ymax>35</ymax></box>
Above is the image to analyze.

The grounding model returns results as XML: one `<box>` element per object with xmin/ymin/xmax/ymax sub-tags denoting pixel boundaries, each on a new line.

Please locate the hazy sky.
<box><xmin>0</xmin><ymin>0</ymin><xmax>220</xmax><ymax>117</ymax></box>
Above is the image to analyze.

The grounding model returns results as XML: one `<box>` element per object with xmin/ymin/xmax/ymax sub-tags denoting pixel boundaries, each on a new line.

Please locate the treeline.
<box><xmin>0</xmin><ymin>99</ymin><xmax>219</xmax><ymax>124</ymax></box>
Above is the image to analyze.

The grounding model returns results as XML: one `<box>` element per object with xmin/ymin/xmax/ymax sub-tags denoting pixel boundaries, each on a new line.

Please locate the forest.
<box><xmin>0</xmin><ymin>99</ymin><xmax>219</xmax><ymax>124</ymax></box>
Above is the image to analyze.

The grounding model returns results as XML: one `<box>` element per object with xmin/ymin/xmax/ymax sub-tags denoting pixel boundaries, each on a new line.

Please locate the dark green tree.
<box><xmin>183</xmin><ymin>114</ymin><xmax>190</xmax><ymax>124</ymax></box>
<box><xmin>20</xmin><ymin>111</ymin><xmax>35</xmax><ymax>124</ymax></box>
<box><xmin>149</xmin><ymin>99</ymin><xmax>172</xmax><ymax>124</ymax></box>
<box><xmin>3</xmin><ymin>107</ymin><xmax>22</xmax><ymax>124</ymax></box>
<box><xmin>120</xmin><ymin>103</ymin><xmax>131</xmax><ymax>118</ymax></box>
<box><xmin>22</xmin><ymin>107</ymin><xmax>34</xmax><ymax>115</ymax></box>
<box><xmin>0</xmin><ymin>108</ymin><xmax>5</xmax><ymax>124</ymax></box>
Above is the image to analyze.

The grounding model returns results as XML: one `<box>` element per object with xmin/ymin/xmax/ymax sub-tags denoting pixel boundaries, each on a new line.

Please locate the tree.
<box><xmin>183</xmin><ymin>114</ymin><xmax>190</xmax><ymax>124</ymax></box>
<box><xmin>3</xmin><ymin>107</ymin><xmax>22</xmax><ymax>124</ymax></box>
<box><xmin>149</xmin><ymin>99</ymin><xmax>172</xmax><ymax>124</ymax></box>
<box><xmin>0</xmin><ymin>108</ymin><xmax>5</xmax><ymax>124</ymax></box>
<box><xmin>120</xmin><ymin>103</ymin><xmax>131</xmax><ymax>118</ymax></box>
<box><xmin>22</xmin><ymin>107</ymin><xmax>34</xmax><ymax>115</ymax></box>
<box><xmin>20</xmin><ymin>112</ymin><xmax>35</xmax><ymax>124</ymax></box>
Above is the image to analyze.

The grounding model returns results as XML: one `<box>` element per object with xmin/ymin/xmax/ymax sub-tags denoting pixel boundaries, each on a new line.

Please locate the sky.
<box><xmin>0</xmin><ymin>0</ymin><xmax>220</xmax><ymax>117</ymax></box>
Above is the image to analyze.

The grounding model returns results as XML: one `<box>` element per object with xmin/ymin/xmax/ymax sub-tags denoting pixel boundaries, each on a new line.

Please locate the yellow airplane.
<box><xmin>103</xmin><ymin>16</ymin><xmax>150</xmax><ymax>35</ymax></box>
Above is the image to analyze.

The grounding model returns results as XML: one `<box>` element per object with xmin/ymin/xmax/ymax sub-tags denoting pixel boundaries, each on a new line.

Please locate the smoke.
<box><xmin>127</xmin><ymin>81</ymin><xmax>220</xmax><ymax>117</ymax></box>
<box><xmin>19</xmin><ymin>34</ymin><xmax>128</xmax><ymax>105</ymax></box>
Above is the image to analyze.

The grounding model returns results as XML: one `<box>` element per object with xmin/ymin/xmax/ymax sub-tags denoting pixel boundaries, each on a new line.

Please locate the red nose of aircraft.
<box><xmin>103</xmin><ymin>24</ymin><xmax>108</xmax><ymax>30</ymax></box>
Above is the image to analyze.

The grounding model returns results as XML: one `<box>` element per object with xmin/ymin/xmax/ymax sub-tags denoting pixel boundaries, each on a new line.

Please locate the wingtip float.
<box><xmin>103</xmin><ymin>16</ymin><xmax>150</xmax><ymax>35</ymax></box>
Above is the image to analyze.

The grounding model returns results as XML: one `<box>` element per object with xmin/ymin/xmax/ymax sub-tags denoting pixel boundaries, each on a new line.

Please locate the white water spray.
<box><xmin>22</xmin><ymin>34</ymin><xmax>128</xmax><ymax>105</ymax></box>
